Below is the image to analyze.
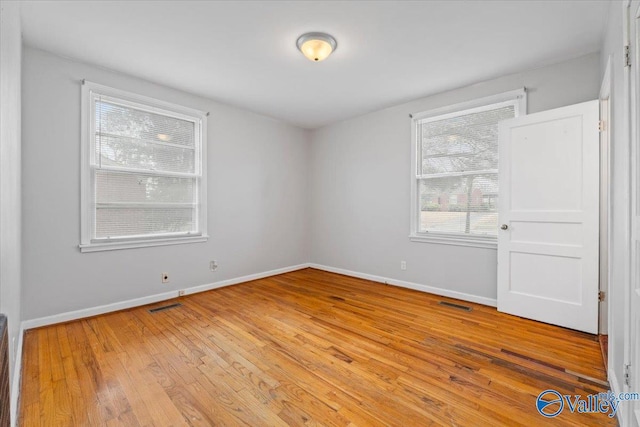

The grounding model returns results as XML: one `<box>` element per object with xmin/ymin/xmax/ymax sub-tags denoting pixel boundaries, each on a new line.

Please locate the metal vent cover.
<box><xmin>438</xmin><ymin>301</ymin><xmax>472</xmax><ymax>312</ymax></box>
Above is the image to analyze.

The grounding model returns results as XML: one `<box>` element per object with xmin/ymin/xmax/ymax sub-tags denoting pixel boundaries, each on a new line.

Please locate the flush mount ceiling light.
<box><xmin>296</xmin><ymin>32</ymin><xmax>337</xmax><ymax>62</ymax></box>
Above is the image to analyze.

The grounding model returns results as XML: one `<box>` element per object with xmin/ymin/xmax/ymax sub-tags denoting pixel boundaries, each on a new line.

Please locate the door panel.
<box><xmin>509</xmin><ymin>252</ymin><xmax>582</xmax><ymax>303</ymax></box>
<box><xmin>497</xmin><ymin>100</ymin><xmax>599</xmax><ymax>334</ymax></box>
<box><xmin>509</xmin><ymin>117</ymin><xmax>583</xmax><ymax>211</ymax></box>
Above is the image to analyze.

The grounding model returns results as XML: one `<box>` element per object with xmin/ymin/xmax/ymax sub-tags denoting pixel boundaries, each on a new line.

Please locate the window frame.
<box><xmin>409</xmin><ymin>88</ymin><xmax>526</xmax><ymax>249</ymax></box>
<box><xmin>79</xmin><ymin>81</ymin><xmax>208</xmax><ymax>252</ymax></box>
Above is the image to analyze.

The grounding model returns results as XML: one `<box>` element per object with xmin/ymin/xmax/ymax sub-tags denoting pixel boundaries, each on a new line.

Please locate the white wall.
<box><xmin>0</xmin><ymin>0</ymin><xmax>23</xmax><ymax>400</ymax></box>
<box><xmin>310</xmin><ymin>53</ymin><xmax>601</xmax><ymax>302</ymax></box>
<box><xmin>600</xmin><ymin>0</ymin><xmax>632</xmax><ymax>419</ymax></box>
<box><xmin>21</xmin><ymin>47</ymin><xmax>311</xmax><ymax>321</ymax></box>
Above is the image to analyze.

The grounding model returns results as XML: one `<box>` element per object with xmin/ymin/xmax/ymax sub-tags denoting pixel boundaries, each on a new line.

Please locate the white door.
<box><xmin>497</xmin><ymin>100</ymin><xmax>600</xmax><ymax>334</ymax></box>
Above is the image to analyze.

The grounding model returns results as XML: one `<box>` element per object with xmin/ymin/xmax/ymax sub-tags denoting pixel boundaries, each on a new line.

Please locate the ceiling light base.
<box><xmin>296</xmin><ymin>32</ymin><xmax>337</xmax><ymax>62</ymax></box>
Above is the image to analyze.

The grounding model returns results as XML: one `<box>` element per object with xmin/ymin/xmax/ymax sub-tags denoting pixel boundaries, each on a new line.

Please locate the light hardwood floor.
<box><xmin>20</xmin><ymin>268</ymin><xmax>614</xmax><ymax>426</ymax></box>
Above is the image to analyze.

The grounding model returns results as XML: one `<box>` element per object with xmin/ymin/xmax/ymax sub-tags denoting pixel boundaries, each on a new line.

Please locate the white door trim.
<box><xmin>600</xmin><ymin>56</ymin><xmax>612</xmax><ymax>336</ymax></box>
<box><xmin>627</xmin><ymin>1</ymin><xmax>640</xmax><ymax>425</ymax></box>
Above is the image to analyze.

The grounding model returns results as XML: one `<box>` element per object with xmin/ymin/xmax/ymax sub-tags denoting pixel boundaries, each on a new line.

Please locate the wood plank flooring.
<box><xmin>19</xmin><ymin>268</ymin><xmax>614</xmax><ymax>426</ymax></box>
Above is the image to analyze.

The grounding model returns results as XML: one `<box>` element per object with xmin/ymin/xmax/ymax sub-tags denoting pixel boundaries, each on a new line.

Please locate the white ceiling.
<box><xmin>20</xmin><ymin>1</ymin><xmax>609</xmax><ymax>129</ymax></box>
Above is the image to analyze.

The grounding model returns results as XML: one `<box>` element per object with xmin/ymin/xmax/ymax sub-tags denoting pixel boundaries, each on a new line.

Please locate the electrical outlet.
<box><xmin>178</xmin><ymin>290</ymin><xmax>185</xmax><ymax>297</ymax></box>
<box><xmin>210</xmin><ymin>260</ymin><xmax>218</xmax><ymax>271</ymax></box>
<box><xmin>400</xmin><ymin>261</ymin><xmax>407</xmax><ymax>271</ymax></box>
<box><xmin>162</xmin><ymin>272</ymin><xmax>169</xmax><ymax>283</ymax></box>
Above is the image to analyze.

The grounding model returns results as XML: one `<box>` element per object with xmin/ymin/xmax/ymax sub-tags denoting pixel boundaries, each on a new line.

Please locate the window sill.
<box><xmin>409</xmin><ymin>233</ymin><xmax>497</xmax><ymax>249</ymax></box>
<box><xmin>79</xmin><ymin>235</ymin><xmax>208</xmax><ymax>253</ymax></box>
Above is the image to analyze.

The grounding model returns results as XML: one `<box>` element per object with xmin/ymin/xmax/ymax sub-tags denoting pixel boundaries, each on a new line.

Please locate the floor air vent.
<box><xmin>148</xmin><ymin>303</ymin><xmax>182</xmax><ymax>313</ymax></box>
<box><xmin>438</xmin><ymin>301</ymin><xmax>472</xmax><ymax>312</ymax></box>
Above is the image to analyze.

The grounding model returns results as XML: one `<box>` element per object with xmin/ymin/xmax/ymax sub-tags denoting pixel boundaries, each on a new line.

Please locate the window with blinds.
<box><xmin>80</xmin><ymin>82</ymin><xmax>207</xmax><ymax>252</ymax></box>
<box><xmin>410</xmin><ymin>90</ymin><xmax>525</xmax><ymax>246</ymax></box>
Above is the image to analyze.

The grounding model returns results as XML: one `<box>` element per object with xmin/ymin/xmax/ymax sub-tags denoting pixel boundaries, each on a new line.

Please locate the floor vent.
<box><xmin>438</xmin><ymin>301</ymin><xmax>472</xmax><ymax>312</ymax></box>
<box><xmin>148</xmin><ymin>303</ymin><xmax>182</xmax><ymax>313</ymax></box>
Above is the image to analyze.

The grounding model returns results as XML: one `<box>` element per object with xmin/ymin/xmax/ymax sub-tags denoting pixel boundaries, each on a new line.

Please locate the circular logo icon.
<box><xmin>536</xmin><ymin>389</ymin><xmax>564</xmax><ymax>418</ymax></box>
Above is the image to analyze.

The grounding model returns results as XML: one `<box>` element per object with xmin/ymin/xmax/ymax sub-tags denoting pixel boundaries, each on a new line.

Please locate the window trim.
<box><xmin>409</xmin><ymin>88</ymin><xmax>527</xmax><ymax>249</ymax></box>
<box><xmin>80</xmin><ymin>81</ymin><xmax>208</xmax><ymax>252</ymax></box>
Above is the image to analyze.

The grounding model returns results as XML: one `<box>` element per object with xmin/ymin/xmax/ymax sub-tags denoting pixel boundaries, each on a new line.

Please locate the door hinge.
<box><xmin>625</xmin><ymin>364</ymin><xmax>631</xmax><ymax>386</ymax></box>
<box><xmin>598</xmin><ymin>290</ymin><xmax>606</xmax><ymax>302</ymax></box>
<box><xmin>624</xmin><ymin>45</ymin><xmax>631</xmax><ymax>68</ymax></box>
<box><xmin>598</xmin><ymin>120</ymin><xmax>605</xmax><ymax>132</ymax></box>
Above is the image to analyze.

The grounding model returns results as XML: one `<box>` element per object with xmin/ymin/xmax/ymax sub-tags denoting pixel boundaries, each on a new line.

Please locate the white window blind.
<box><xmin>81</xmin><ymin>82</ymin><xmax>207</xmax><ymax>252</ymax></box>
<box><xmin>410</xmin><ymin>89</ymin><xmax>525</xmax><ymax>246</ymax></box>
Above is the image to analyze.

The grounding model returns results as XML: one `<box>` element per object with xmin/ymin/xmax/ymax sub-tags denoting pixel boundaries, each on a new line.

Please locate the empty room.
<box><xmin>1</xmin><ymin>0</ymin><xmax>640</xmax><ymax>425</ymax></box>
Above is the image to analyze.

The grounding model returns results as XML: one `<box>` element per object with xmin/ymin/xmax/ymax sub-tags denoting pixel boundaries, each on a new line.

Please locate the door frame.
<box><xmin>628</xmin><ymin>1</ymin><xmax>640</xmax><ymax>425</ymax></box>
<box><xmin>600</xmin><ymin>57</ymin><xmax>612</xmax><ymax>336</ymax></box>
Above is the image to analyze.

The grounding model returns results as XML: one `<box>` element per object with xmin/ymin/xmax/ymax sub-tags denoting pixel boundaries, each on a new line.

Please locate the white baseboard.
<box><xmin>10</xmin><ymin>323</ymin><xmax>23</xmax><ymax>427</ymax></box>
<box><xmin>22</xmin><ymin>263</ymin><xmax>311</xmax><ymax>330</ymax></box>
<box><xmin>182</xmin><ymin>263</ymin><xmax>310</xmax><ymax>295</ymax></box>
<box><xmin>22</xmin><ymin>289</ymin><xmax>179</xmax><ymax>330</ymax></box>
<box><xmin>309</xmin><ymin>263</ymin><xmax>497</xmax><ymax>307</ymax></box>
<box><xmin>608</xmin><ymin>367</ymin><xmax>626</xmax><ymax>426</ymax></box>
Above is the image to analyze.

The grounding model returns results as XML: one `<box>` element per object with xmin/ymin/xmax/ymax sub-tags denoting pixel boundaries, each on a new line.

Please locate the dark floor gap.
<box><xmin>438</xmin><ymin>301</ymin><xmax>472</xmax><ymax>311</ymax></box>
<box><xmin>148</xmin><ymin>303</ymin><xmax>182</xmax><ymax>313</ymax></box>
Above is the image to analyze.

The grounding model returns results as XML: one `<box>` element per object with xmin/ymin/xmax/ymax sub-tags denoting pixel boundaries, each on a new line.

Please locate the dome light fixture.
<box><xmin>296</xmin><ymin>32</ymin><xmax>337</xmax><ymax>62</ymax></box>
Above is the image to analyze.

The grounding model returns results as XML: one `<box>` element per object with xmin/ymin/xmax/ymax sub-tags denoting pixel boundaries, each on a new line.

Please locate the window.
<box><xmin>80</xmin><ymin>82</ymin><xmax>207</xmax><ymax>252</ymax></box>
<box><xmin>410</xmin><ymin>89</ymin><xmax>526</xmax><ymax>248</ymax></box>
